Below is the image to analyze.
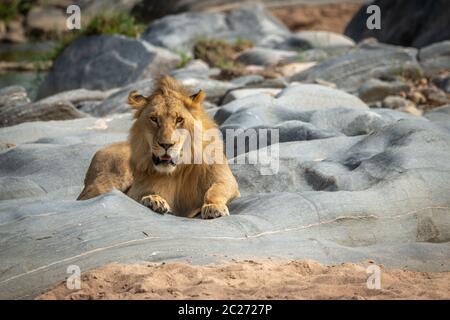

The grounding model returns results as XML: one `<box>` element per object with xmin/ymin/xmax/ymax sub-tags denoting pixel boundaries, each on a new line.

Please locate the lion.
<box><xmin>77</xmin><ymin>76</ymin><xmax>240</xmax><ymax>219</ymax></box>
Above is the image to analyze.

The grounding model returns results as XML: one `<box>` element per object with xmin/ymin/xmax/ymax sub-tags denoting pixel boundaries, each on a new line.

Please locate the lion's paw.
<box><xmin>201</xmin><ymin>203</ymin><xmax>229</xmax><ymax>219</ymax></box>
<box><xmin>141</xmin><ymin>195</ymin><xmax>171</xmax><ymax>214</ymax></box>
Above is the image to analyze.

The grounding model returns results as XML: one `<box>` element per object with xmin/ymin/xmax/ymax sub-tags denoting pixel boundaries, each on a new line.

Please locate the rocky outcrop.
<box><xmin>0</xmin><ymin>100</ymin><xmax>87</xmax><ymax>128</ymax></box>
<box><xmin>25</xmin><ymin>6</ymin><xmax>67</xmax><ymax>37</ymax></box>
<box><xmin>237</xmin><ymin>47</ymin><xmax>297</xmax><ymax>66</ymax></box>
<box><xmin>0</xmin><ymin>86</ymin><xmax>30</xmax><ymax>109</ymax></box>
<box><xmin>276</xmin><ymin>31</ymin><xmax>355</xmax><ymax>50</ymax></box>
<box><xmin>37</xmin><ymin>35</ymin><xmax>180</xmax><ymax>99</ymax></box>
<box><xmin>419</xmin><ymin>41</ymin><xmax>450</xmax><ymax>76</ymax></box>
<box><xmin>1</xmin><ymin>84</ymin><xmax>450</xmax><ymax>299</ymax></box>
<box><xmin>140</xmin><ymin>4</ymin><xmax>290</xmax><ymax>53</ymax></box>
<box><xmin>291</xmin><ymin>42</ymin><xmax>422</xmax><ymax>93</ymax></box>
<box><xmin>344</xmin><ymin>0</ymin><xmax>450</xmax><ymax>48</ymax></box>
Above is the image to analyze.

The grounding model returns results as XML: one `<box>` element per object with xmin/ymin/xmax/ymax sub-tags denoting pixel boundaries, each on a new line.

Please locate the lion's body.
<box><xmin>78</xmin><ymin>76</ymin><xmax>240</xmax><ymax>219</ymax></box>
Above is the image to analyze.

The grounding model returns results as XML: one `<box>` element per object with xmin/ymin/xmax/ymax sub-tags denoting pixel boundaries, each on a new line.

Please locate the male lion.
<box><xmin>78</xmin><ymin>76</ymin><xmax>240</xmax><ymax>219</ymax></box>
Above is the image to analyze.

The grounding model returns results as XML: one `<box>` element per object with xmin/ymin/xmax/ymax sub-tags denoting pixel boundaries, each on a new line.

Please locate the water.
<box><xmin>0</xmin><ymin>41</ymin><xmax>55</xmax><ymax>101</ymax></box>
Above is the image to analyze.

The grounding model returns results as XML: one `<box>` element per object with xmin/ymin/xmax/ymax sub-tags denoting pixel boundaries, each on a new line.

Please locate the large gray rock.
<box><xmin>169</xmin><ymin>59</ymin><xmax>220</xmax><ymax>79</ymax></box>
<box><xmin>344</xmin><ymin>0</ymin><xmax>450</xmax><ymax>48</ymax></box>
<box><xmin>26</xmin><ymin>6</ymin><xmax>67</xmax><ymax>35</ymax></box>
<box><xmin>222</xmin><ymin>88</ymin><xmax>281</xmax><ymax>104</ymax></box>
<box><xmin>419</xmin><ymin>41</ymin><xmax>450</xmax><ymax>76</ymax></box>
<box><xmin>425</xmin><ymin>105</ymin><xmax>450</xmax><ymax>132</ymax></box>
<box><xmin>216</xmin><ymin>83</ymin><xmax>368</xmax><ymax>124</ymax></box>
<box><xmin>36</xmin><ymin>88</ymin><xmax>114</xmax><ymax>106</ymax></box>
<box><xmin>93</xmin><ymin>79</ymin><xmax>155</xmax><ymax>116</ymax></box>
<box><xmin>0</xmin><ymin>100</ymin><xmax>88</xmax><ymax>128</ymax></box>
<box><xmin>237</xmin><ymin>47</ymin><xmax>298</xmax><ymax>66</ymax></box>
<box><xmin>1</xmin><ymin>87</ymin><xmax>450</xmax><ymax>299</ymax></box>
<box><xmin>37</xmin><ymin>35</ymin><xmax>180</xmax><ymax>99</ymax></box>
<box><xmin>291</xmin><ymin>42</ymin><xmax>422</xmax><ymax>93</ymax></box>
<box><xmin>174</xmin><ymin>76</ymin><xmax>239</xmax><ymax>105</ymax></box>
<box><xmin>140</xmin><ymin>4</ymin><xmax>289</xmax><ymax>53</ymax></box>
<box><xmin>277</xmin><ymin>31</ymin><xmax>355</xmax><ymax>50</ymax></box>
<box><xmin>0</xmin><ymin>86</ymin><xmax>30</xmax><ymax>109</ymax></box>
<box><xmin>432</xmin><ymin>74</ymin><xmax>450</xmax><ymax>94</ymax></box>
<box><xmin>358</xmin><ymin>78</ymin><xmax>411</xmax><ymax>103</ymax></box>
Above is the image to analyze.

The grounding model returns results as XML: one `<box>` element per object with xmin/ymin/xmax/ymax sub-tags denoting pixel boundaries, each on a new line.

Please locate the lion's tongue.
<box><xmin>160</xmin><ymin>155</ymin><xmax>172</xmax><ymax>161</ymax></box>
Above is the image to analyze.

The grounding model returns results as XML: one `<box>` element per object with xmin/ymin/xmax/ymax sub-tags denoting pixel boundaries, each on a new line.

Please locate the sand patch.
<box><xmin>38</xmin><ymin>260</ymin><xmax>450</xmax><ymax>300</ymax></box>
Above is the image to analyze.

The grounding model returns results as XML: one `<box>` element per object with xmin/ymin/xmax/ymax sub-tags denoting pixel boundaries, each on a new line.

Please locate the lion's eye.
<box><xmin>150</xmin><ymin>116</ymin><xmax>158</xmax><ymax>123</ymax></box>
<box><xmin>176</xmin><ymin>117</ymin><xmax>184</xmax><ymax>124</ymax></box>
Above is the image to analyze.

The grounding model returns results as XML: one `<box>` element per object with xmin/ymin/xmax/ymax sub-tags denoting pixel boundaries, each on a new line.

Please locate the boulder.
<box><xmin>224</xmin><ymin>3</ymin><xmax>290</xmax><ymax>44</ymax></box>
<box><xmin>0</xmin><ymin>86</ymin><xmax>30</xmax><ymax>109</ymax></box>
<box><xmin>141</xmin><ymin>11</ymin><xmax>228</xmax><ymax>52</ymax></box>
<box><xmin>382</xmin><ymin>96</ymin><xmax>413</xmax><ymax>110</ymax></box>
<box><xmin>432</xmin><ymin>74</ymin><xmax>450</xmax><ymax>94</ymax></box>
<box><xmin>140</xmin><ymin>4</ymin><xmax>289</xmax><ymax>53</ymax></box>
<box><xmin>291</xmin><ymin>42</ymin><xmax>422</xmax><ymax>93</ymax></box>
<box><xmin>237</xmin><ymin>47</ymin><xmax>298</xmax><ymax>66</ymax></box>
<box><xmin>222</xmin><ymin>88</ymin><xmax>281</xmax><ymax>104</ymax></box>
<box><xmin>26</xmin><ymin>6</ymin><xmax>67</xmax><ymax>36</ymax></box>
<box><xmin>94</xmin><ymin>79</ymin><xmax>154</xmax><ymax>116</ymax></box>
<box><xmin>344</xmin><ymin>0</ymin><xmax>450</xmax><ymax>48</ymax></box>
<box><xmin>169</xmin><ymin>59</ymin><xmax>220</xmax><ymax>79</ymax></box>
<box><xmin>174</xmin><ymin>76</ymin><xmax>238</xmax><ymax>105</ymax></box>
<box><xmin>358</xmin><ymin>78</ymin><xmax>411</xmax><ymax>103</ymax></box>
<box><xmin>1</xmin><ymin>19</ymin><xmax>26</xmax><ymax>43</ymax></box>
<box><xmin>419</xmin><ymin>41</ymin><xmax>450</xmax><ymax>76</ymax></box>
<box><xmin>215</xmin><ymin>83</ymin><xmax>368</xmax><ymax>126</ymax></box>
<box><xmin>0</xmin><ymin>100</ymin><xmax>88</xmax><ymax>128</ymax></box>
<box><xmin>37</xmin><ymin>35</ymin><xmax>180</xmax><ymax>99</ymax></box>
<box><xmin>37</xmin><ymin>88</ymin><xmax>114</xmax><ymax>106</ymax></box>
<box><xmin>425</xmin><ymin>105</ymin><xmax>450</xmax><ymax>132</ymax></box>
<box><xmin>277</xmin><ymin>31</ymin><xmax>355</xmax><ymax>50</ymax></box>
<box><xmin>1</xmin><ymin>87</ymin><xmax>450</xmax><ymax>299</ymax></box>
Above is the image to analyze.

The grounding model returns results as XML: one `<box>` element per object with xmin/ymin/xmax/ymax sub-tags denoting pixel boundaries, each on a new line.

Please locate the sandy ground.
<box><xmin>270</xmin><ymin>2</ymin><xmax>362</xmax><ymax>33</ymax></box>
<box><xmin>38</xmin><ymin>260</ymin><xmax>450</xmax><ymax>300</ymax></box>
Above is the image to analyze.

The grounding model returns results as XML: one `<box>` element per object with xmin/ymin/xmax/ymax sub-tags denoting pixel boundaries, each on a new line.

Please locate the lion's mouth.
<box><xmin>152</xmin><ymin>154</ymin><xmax>177</xmax><ymax>166</ymax></box>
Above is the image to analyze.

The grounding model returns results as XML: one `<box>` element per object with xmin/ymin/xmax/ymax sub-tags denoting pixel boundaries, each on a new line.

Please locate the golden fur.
<box><xmin>78</xmin><ymin>76</ymin><xmax>240</xmax><ymax>219</ymax></box>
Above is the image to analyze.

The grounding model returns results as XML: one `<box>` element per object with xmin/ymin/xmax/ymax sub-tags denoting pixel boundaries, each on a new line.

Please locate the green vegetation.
<box><xmin>0</xmin><ymin>0</ymin><xmax>33</xmax><ymax>23</ymax></box>
<box><xmin>47</xmin><ymin>12</ymin><xmax>145</xmax><ymax>61</ymax></box>
<box><xmin>388</xmin><ymin>62</ymin><xmax>423</xmax><ymax>80</ymax></box>
<box><xmin>193</xmin><ymin>38</ymin><xmax>253</xmax><ymax>79</ymax></box>
<box><xmin>83</xmin><ymin>12</ymin><xmax>145</xmax><ymax>38</ymax></box>
<box><xmin>175</xmin><ymin>50</ymin><xmax>192</xmax><ymax>68</ymax></box>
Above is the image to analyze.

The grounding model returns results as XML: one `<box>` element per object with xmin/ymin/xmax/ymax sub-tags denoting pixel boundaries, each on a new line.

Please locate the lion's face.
<box><xmin>135</xmin><ymin>94</ymin><xmax>196</xmax><ymax>174</ymax></box>
<box><xmin>128</xmin><ymin>76</ymin><xmax>209</xmax><ymax>175</ymax></box>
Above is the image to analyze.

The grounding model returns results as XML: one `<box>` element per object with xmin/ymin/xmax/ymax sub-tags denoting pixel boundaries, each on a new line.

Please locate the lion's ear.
<box><xmin>190</xmin><ymin>90</ymin><xmax>205</xmax><ymax>104</ymax></box>
<box><xmin>128</xmin><ymin>90</ymin><xmax>148</xmax><ymax>109</ymax></box>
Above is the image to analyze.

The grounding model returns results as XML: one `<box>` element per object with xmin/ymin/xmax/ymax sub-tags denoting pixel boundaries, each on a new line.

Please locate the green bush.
<box><xmin>0</xmin><ymin>0</ymin><xmax>33</xmax><ymax>22</ymax></box>
<box><xmin>48</xmin><ymin>12</ymin><xmax>145</xmax><ymax>61</ymax></box>
<box><xmin>83</xmin><ymin>12</ymin><xmax>145</xmax><ymax>38</ymax></box>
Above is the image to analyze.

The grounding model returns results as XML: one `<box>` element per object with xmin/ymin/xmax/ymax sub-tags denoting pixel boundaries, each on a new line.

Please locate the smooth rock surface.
<box><xmin>358</xmin><ymin>78</ymin><xmax>411</xmax><ymax>103</ymax></box>
<box><xmin>237</xmin><ymin>47</ymin><xmax>298</xmax><ymax>66</ymax></box>
<box><xmin>419</xmin><ymin>41</ymin><xmax>450</xmax><ymax>76</ymax></box>
<box><xmin>0</xmin><ymin>85</ymin><xmax>30</xmax><ymax>109</ymax></box>
<box><xmin>222</xmin><ymin>88</ymin><xmax>281</xmax><ymax>104</ymax></box>
<box><xmin>291</xmin><ymin>43</ymin><xmax>422</xmax><ymax>93</ymax></box>
<box><xmin>278</xmin><ymin>31</ymin><xmax>355</xmax><ymax>50</ymax></box>
<box><xmin>1</xmin><ymin>91</ymin><xmax>450</xmax><ymax>299</ymax></box>
<box><xmin>37</xmin><ymin>35</ymin><xmax>180</xmax><ymax>99</ymax></box>
<box><xmin>140</xmin><ymin>4</ymin><xmax>289</xmax><ymax>53</ymax></box>
<box><xmin>0</xmin><ymin>100</ymin><xmax>88</xmax><ymax>128</ymax></box>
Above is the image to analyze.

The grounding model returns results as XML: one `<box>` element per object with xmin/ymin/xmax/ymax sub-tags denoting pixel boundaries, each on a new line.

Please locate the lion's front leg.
<box><xmin>141</xmin><ymin>194</ymin><xmax>171</xmax><ymax>214</ymax></box>
<box><xmin>201</xmin><ymin>181</ymin><xmax>239</xmax><ymax>219</ymax></box>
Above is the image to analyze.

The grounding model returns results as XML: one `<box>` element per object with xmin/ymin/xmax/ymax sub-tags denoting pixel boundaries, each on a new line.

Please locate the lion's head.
<box><xmin>127</xmin><ymin>76</ymin><xmax>218</xmax><ymax>175</ymax></box>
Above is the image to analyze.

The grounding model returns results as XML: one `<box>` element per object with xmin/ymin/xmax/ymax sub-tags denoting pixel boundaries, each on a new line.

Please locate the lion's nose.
<box><xmin>158</xmin><ymin>142</ymin><xmax>174</xmax><ymax>150</ymax></box>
